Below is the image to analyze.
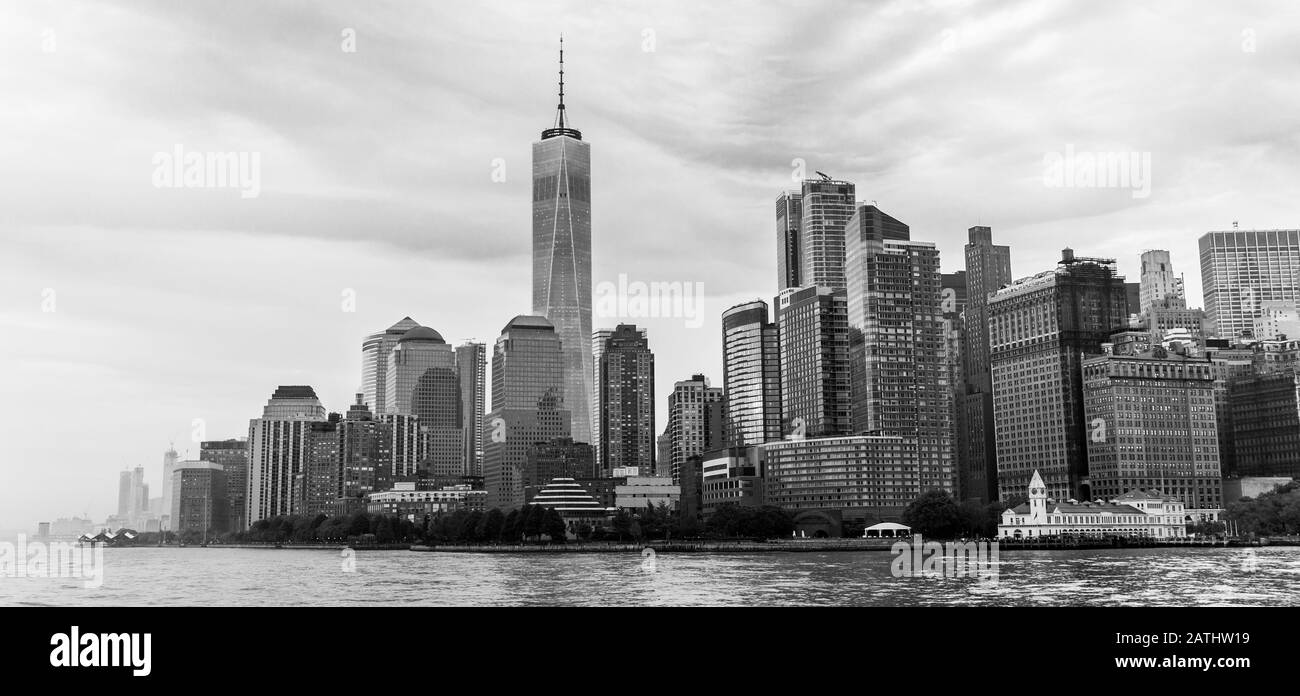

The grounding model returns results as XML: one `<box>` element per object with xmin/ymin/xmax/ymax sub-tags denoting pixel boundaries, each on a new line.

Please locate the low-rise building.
<box><xmin>366</xmin><ymin>482</ymin><xmax>485</xmax><ymax>520</ymax></box>
<box><xmin>614</xmin><ymin>476</ymin><xmax>680</xmax><ymax>510</ymax></box>
<box><xmin>998</xmin><ymin>470</ymin><xmax>1187</xmax><ymax>539</ymax></box>
<box><xmin>700</xmin><ymin>447</ymin><xmax>764</xmax><ymax>517</ymax></box>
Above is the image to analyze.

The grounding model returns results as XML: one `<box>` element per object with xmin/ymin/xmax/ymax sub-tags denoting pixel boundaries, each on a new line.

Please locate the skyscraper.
<box><xmin>1200</xmin><ymin>229</ymin><xmax>1300</xmax><ymax>341</ymax></box>
<box><xmin>169</xmin><ymin>461</ymin><xmax>228</xmax><ymax>538</ymax></box>
<box><xmin>1083</xmin><ymin>350</ymin><xmax>1221</xmax><ymax>511</ymax></box>
<box><xmin>360</xmin><ymin>316</ymin><xmax>421</xmax><ymax>414</ymax></box>
<box><xmin>455</xmin><ymin>342</ymin><xmax>487</xmax><ymax>477</ymax></box>
<box><xmin>962</xmin><ymin>225</ymin><xmax>1012</xmax><ymax>503</ymax></box>
<box><xmin>533</xmin><ymin>39</ymin><xmax>592</xmax><ymax>445</ymax></box>
<box><xmin>593</xmin><ymin>324</ymin><xmax>655</xmax><ymax>476</ymax></box>
<box><xmin>988</xmin><ymin>249</ymin><xmax>1129</xmax><ymax>501</ymax></box>
<box><xmin>1139</xmin><ymin>249</ymin><xmax>1186</xmax><ymax>317</ymax></box>
<box><xmin>665</xmin><ymin>374</ymin><xmax>725</xmax><ymax>485</ymax></box>
<box><xmin>796</xmin><ymin>177</ymin><xmax>855</xmax><ymax>291</ymax></box>
<box><xmin>776</xmin><ymin>192</ymin><xmax>803</xmax><ymax>290</ymax></box>
<box><xmin>199</xmin><ymin>438</ymin><xmax>247</xmax><ymax>532</ymax></box>
<box><xmin>161</xmin><ymin>443</ymin><xmax>179</xmax><ymax>530</ymax></box>
<box><xmin>721</xmin><ymin>300</ymin><xmax>783</xmax><ymax>447</ymax></box>
<box><xmin>483</xmin><ymin>316</ymin><xmax>570</xmax><ymax>510</ymax></box>
<box><xmin>776</xmin><ymin>285</ymin><xmax>851</xmax><ymax>438</ymax></box>
<box><xmin>843</xmin><ymin>205</ymin><xmax>953</xmax><ymax>495</ymax></box>
<box><xmin>246</xmin><ymin>385</ymin><xmax>327</xmax><ymax>526</ymax></box>
<box><xmin>385</xmin><ymin>325</ymin><xmax>464</xmax><ymax>480</ymax></box>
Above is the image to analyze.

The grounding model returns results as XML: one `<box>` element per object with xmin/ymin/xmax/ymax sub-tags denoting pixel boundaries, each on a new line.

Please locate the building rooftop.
<box><xmin>398</xmin><ymin>325</ymin><xmax>446</xmax><ymax>344</ymax></box>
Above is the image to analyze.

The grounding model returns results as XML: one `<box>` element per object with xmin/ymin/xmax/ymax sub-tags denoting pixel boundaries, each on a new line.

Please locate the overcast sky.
<box><xmin>2</xmin><ymin>0</ymin><xmax>1298</xmax><ymax>529</ymax></box>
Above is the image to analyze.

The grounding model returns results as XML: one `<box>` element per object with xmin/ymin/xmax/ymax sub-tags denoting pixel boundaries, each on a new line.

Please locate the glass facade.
<box><xmin>722</xmin><ymin>301</ymin><xmax>783</xmax><ymax>447</ymax></box>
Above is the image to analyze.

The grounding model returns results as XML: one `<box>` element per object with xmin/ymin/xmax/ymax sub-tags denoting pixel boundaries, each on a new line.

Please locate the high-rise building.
<box><xmin>483</xmin><ymin>316</ymin><xmax>571</xmax><ymax>510</ymax></box>
<box><xmin>796</xmin><ymin>177</ymin><xmax>856</xmax><ymax>291</ymax></box>
<box><xmin>1200</xmin><ymin>229</ymin><xmax>1300</xmax><ymax>341</ymax></box>
<box><xmin>533</xmin><ymin>40</ymin><xmax>592</xmax><ymax>444</ymax></box>
<box><xmin>301</xmin><ymin>415</ymin><xmax>343</xmax><ymax>517</ymax></box>
<box><xmin>1082</xmin><ymin>350</ymin><xmax>1222</xmax><ymax>511</ymax></box>
<box><xmin>776</xmin><ymin>285</ymin><xmax>851</xmax><ymax>438</ymax></box>
<box><xmin>776</xmin><ymin>192</ymin><xmax>803</xmax><ymax>290</ymax></box>
<box><xmin>988</xmin><ymin>249</ymin><xmax>1129</xmax><ymax>501</ymax></box>
<box><xmin>1139</xmin><ymin>250</ymin><xmax>1186</xmax><ymax>317</ymax></box>
<box><xmin>1205</xmin><ymin>344</ymin><xmax>1255</xmax><ymax>479</ymax></box>
<box><xmin>721</xmin><ymin>300</ymin><xmax>782</xmax><ymax>448</ymax></box>
<box><xmin>455</xmin><ymin>342</ymin><xmax>487</xmax><ymax>477</ymax></box>
<box><xmin>524</xmin><ymin>437</ymin><xmax>596</xmax><ymax>489</ymax></box>
<box><xmin>843</xmin><ymin>206</ymin><xmax>953</xmax><ymax>495</ymax></box>
<box><xmin>941</xmin><ymin>272</ymin><xmax>968</xmax><ymax>500</ymax></box>
<box><xmin>665</xmin><ymin>374</ymin><xmax>726</xmax><ymax>484</ymax></box>
<box><xmin>593</xmin><ymin>324</ymin><xmax>655</xmax><ymax>476</ymax></box>
<box><xmin>246</xmin><ymin>385</ymin><xmax>327</xmax><ymax>526</ymax></box>
<box><xmin>360</xmin><ymin>316</ymin><xmax>421</xmax><ymax>415</ymax></box>
<box><xmin>386</xmin><ymin>325</ymin><xmax>464</xmax><ymax>480</ymax></box>
<box><xmin>161</xmin><ymin>443</ymin><xmax>179</xmax><ymax>530</ymax></box>
<box><xmin>200</xmin><ymin>438</ymin><xmax>248</xmax><ymax>532</ymax></box>
<box><xmin>169</xmin><ymin>461</ymin><xmax>228</xmax><ymax>538</ymax></box>
<box><xmin>1229</xmin><ymin>371</ymin><xmax>1300</xmax><ymax>479</ymax></box>
<box><xmin>962</xmin><ymin>226</ymin><xmax>1012</xmax><ymax>503</ymax></box>
<box><xmin>116</xmin><ymin>469</ymin><xmax>147</xmax><ymax>521</ymax></box>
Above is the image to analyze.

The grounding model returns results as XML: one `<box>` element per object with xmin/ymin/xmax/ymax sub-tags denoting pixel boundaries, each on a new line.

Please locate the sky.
<box><xmin>2</xmin><ymin>0</ymin><xmax>1298</xmax><ymax>529</ymax></box>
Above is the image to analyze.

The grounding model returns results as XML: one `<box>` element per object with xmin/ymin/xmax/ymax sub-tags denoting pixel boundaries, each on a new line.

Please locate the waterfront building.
<box><xmin>200</xmin><ymin>438</ymin><xmax>248</xmax><ymax>533</ymax></box>
<box><xmin>170</xmin><ymin>461</ymin><xmax>229</xmax><ymax>538</ymax></box>
<box><xmin>246</xmin><ymin>385</ymin><xmax>328</xmax><ymax>526</ymax></box>
<box><xmin>844</xmin><ymin>208</ymin><xmax>952</xmax><ymax>496</ymax></box>
<box><xmin>1199</xmin><ymin>229</ymin><xmax>1300</xmax><ymax>341</ymax></box>
<box><xmin>1081</xmin><ymin>349</ymin><xmax>1222</xmax><ymax>511</ymax></box>
<box><xmin>721</xmin><ymin>300</ymin><xmax>782</xmax><ymax>447</ymax></box>
<box><xmin>998</xmin><ymin>470</ymin><xmax>1188</xmax><ymax>539</ymax></box>
<box><xmin>527</xmin><ymin>477</ymin><xmax>616</xmax><ymax>528</ymax></box>
<box><xmin>614</xmin><ymin>476</ymin><xmax>681</xmax><ymax>510</ymax></box>
<box><xmin>366</xmin><ymin>481</ymin><xmax>486</xmax><ymax>520</ymax></box>
<box><xmin>700</xmin><ymin>446</ymin><xmax>764</xmax><ymax>518</ymax></box>
<box><xmin>988</xmin><ymin>248</ymin><xmax>1129</xmax><ymax>501</ymax></box>
<box><xmin>592</xmin><ymin>324</ymin><xmax>655</xmax><ymax>476</ymax></box>
<box><xmin>533</xmin><ymin>40</ymin><xmax>592</xmax><ymax>444</ymax></box>
<box><xmin>758</xmin><ymin>435</ymin><xmax>919</xmax><ymax>524</ymax></box>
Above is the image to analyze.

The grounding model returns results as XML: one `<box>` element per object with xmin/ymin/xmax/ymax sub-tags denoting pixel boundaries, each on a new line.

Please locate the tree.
<box><xmin>612</xmin><ymin>509</ymin><xmax>633</xmax><ymax>542</ymax></box>
<box><xmin>575</xmin><ymin>522</ymin><xmax>593</xmax><ymax>541</ymax></box>
<box><xmin>501</xmin><ymin>509</ymin><xmax>521</xmax><ymax>543</ymax></box>
<box><xmin>544</xmin><ymin>508</ymin><xmax>568</xmax><ymax>543</ymax></box>
<box><xmin>479</xmin><ymin>509</ymin><xmax>505</xmax><ymax>543</ymax></box>
<box><xmin>902</xmin><ymin>489</ymin><xmax>962</xmax><ymax>539</ymax></box>
<box><xmin>522</xmin><ymin>505</ymin><xmax>544</xmax><ymax>541</ymax></box>
<box><xmin>374</xmin><ymin>515</ymin><xmax>395</xmax><ymax>543</ymax></box>
<box><xmin>348</xmin><ymin>513</ymin><xmax>371</xmax><ymax>538</ymax></box>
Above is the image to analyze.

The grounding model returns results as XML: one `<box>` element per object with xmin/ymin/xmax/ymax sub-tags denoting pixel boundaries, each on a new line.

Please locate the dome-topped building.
<box><xmin>398</xmin><ymin>325</ymin><xmax>446</xmax><ymax>344</ymax></box>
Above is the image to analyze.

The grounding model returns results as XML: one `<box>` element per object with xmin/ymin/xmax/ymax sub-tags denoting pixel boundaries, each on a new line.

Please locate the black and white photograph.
<box><xmin>1</xmin><ymin>0</ymin><xmax>1296</xmax><ymax>682</ymax></box>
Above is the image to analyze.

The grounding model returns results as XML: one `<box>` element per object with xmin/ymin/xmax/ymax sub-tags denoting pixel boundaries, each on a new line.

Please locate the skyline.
<box><xmin>4</xmin><ymin>0</ymin><xmax>1300</xmax><ymax>528</ymax></box>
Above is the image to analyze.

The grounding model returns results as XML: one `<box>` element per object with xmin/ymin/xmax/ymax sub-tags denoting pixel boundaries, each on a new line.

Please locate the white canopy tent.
<box><xmin>863</xmin><ymin>522</ymin><xmax>912</xmax><ymax>538</ymax></box>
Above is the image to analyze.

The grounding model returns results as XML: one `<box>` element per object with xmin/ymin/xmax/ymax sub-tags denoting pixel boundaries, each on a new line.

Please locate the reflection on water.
<box><xmin>2</xmin><ymin>546</ymin><xmax>1297</xmax><ymax>607</ymax></box>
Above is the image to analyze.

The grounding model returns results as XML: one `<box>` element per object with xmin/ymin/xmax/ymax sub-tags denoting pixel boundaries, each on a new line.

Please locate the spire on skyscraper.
<box><xmin>543</xmin><ymin>35</ymin><xmax>581</xmax><ymax>140</ymax></box>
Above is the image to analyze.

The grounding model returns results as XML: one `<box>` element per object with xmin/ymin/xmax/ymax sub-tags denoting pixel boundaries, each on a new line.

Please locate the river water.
<box><xmin>3</xmin><ymin>546</ymin><xmax>1297</xmax><ymax>607</ymax></box>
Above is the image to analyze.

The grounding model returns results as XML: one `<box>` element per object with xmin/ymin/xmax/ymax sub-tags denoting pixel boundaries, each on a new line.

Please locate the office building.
<box><xmin>988</xmin><ymin>249</ymin><xmax>1129</xmax><ymax>501</ymax></box>
<box><xmin>200</xmin><ymin>438</ymin><xmax>247</xmax><ymax>532</ymax></box>
<box><xmin>1229</xmin><ymin>371</ymin><xmax>1300</xmax><ymax>479</ymax></box>
<box><xmin>592</xmin><ymin>324</ymin><xmax>655</xmax><ymax>476</ymax></box>
<box><xmin>533</xmin><ymin>40</ymin><xmax>592</xmax><ymax>444</ymax></box>
<box><xmin>525</xmin><ymin>437</ymin><xmax>596</xmax><ymax>489</ymax></box>
<box><xmin>758</xmin><ymin>435</ymin><xmax>919</xmax><ymax>523</ymax></box>
<box><xmin>1082</xmin><ymin>350</ymin><xmax>1222</xmax><ymax>511</ymax></box>
<box><xmin>386</xmin><ymin>325</ymin><xmax>464</xmax><ymax>480</ymax></box>
<box><xmin>1139</xmin><ymin>250</ymin><xmax>1186</xmax><ymax>317</ymax></box>
<box><xmin>1200</xmin><ymin>229</ymin><xmax>1300</xmax><ymax>341</ymax></box>
<box><xmin>169</xmin><ymin>461</ymin><xmax>229</xmax><ymax>538</ymax></box>
<box><xmin>721</xmin><ymin>300</ymin><xmax>782</xmax><ymax>447</ymax></box>
<box><xmin>360</xmin><ymin>316</ymin><xmax>421</xmax><ymax>415</ymax></box>
<box><xmin>483</xmin><ymin>316</ymin><xmax>571</xmax><ymax>510</ymax></box>
<box><xmin>700</xmin><ymin>446</ymin><xmax>764</xmax><ymax>517</ymax></box>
